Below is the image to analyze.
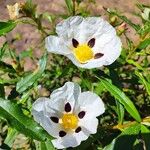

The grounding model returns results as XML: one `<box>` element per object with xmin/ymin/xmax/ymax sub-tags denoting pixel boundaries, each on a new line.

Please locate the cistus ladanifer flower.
<box><xmin>32</xmin><ymin>82</ymin><xmax>105</xmax><ymax>149</ymax></box>
<box><xmin>45</xmin><ymin>16</ymin><xmax>122</xmax><ymax>69</ymax></box>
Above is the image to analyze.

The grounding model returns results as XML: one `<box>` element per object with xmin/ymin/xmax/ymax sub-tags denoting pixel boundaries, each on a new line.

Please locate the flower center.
<box><xmin>73</xmin><ymin>44</ymin><xmax>94</xmax><ymax>63</ymax></box>
<box><xmin>62</xmin><ymin>114</ymin><xmax>78</xmax><ymax>130</ymax></box>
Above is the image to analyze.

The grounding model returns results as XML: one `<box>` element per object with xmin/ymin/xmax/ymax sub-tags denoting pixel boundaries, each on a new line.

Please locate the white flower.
<box><xmin>32</xmin><ymin>82</ymin><xmax>105</xmax><ymax>149</ymax></box>
<box><xmin>45</xmin><ymin>16</ymin><xmax>122</xmax><ymax>69</ymax></box>
<box><xmin>7</xmin><ymin>3</ymin><xmax>20</xmax><ymax>20</ymax></box>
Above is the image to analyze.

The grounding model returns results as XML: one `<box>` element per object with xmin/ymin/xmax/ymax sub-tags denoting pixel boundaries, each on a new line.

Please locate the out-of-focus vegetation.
<box><xmin>0</xmin><ymin>0</ymin><xmax>150</xmax><ymax>149</ymax></box>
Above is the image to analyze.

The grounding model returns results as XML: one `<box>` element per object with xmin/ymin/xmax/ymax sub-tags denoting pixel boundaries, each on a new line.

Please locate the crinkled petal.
<box><xmin>52</xmin><ymin>131</ymin><xmax>89</xmax><ymax>149</ymax></box>
<box><xmin>75</xmin><ymin>91</ymin><xmax>105</xmax><ymax>117</ymax></box>
<box><xmin>66</xmin><ymin>53</ymin><xmax>106</xmax><ymax>69</ymax></box>
<box><xmin>32</xmin><ymin>97</ymin><xmax>62</xmax><ymax>138</ymax></box>
<box><xmin>54</xmin><ymin>16</ymin><xmax>122</xmax><ymax>69</ymax></box>
<box><xmin>56</xmin><ymin>16</ymin><xmax>84</xmax><ymax>44</ymax></box>
<box><xmin>66</xmin><ymin>36</ymin><xmax>121</xmax><ymax>69</ymax></box>
<box><xmin>45</xmin><ymin>35</ymin><xmax>71</xmax><ymax>55</ymax></box>
<box><xmin>56</xmin><ymin>16</ymin><xmax>112</xmax><ymax>44</ymax></box>
<box><xmin>93</xmin><ymin>36</ymin><xmax>122</xmax><ymax>66</ymax></box>
<box><xmin>79</xmin><ymin>115</ymin><xmax>99</xmax><ymax>134</ymax></box>
<box><xmin>50</xmin><ymin>82</ymin><xmax>81</xmax><ymax>113</ymax></box>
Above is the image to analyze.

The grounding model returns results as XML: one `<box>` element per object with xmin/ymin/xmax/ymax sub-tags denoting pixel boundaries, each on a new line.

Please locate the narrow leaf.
<box><xmin>0</xmin><ymin>42</ymin><xmax>7</xmax><ymax>60</ymax></box>
<box><xmin>40</xmin><ymin>139</ymin><xmax>55</xmax><ymax>150</ymax></box>
<box><xmin>4</xmin><ymin>128</ymin><xmax>18</xmax><ymax>147</ymax></box>
<box><xmin>99</xmin><ymin>78</ymin><xmax>141</xmax><ymax>122</ymax></box>
<box><xmin>141</xmin><ymin>124</ymin><xmax>150</xmax><ymax>150</ymax></box>
<box><xmin>0</xmin><ymin>99</ymin><xmax>52</xmax><ymax>141</ymax></box>
<box><xmin>16</xmin><ymin>53</ymin><xmax>47</xmax><ymax>93</ymax></box>
<box><xmin>65</xmin><ymin>0</ymin><xmax>73</xmax><ymax>14</ymax></box>
<box><xmin>0</xmin><ymin>21</ymin><xmax>16</xmax><ymax>36</ymax></box>
<box><xmin>0</xmin><ymin>61</ymin><xmax>16</xmax><ymax>73</ymax></box>
<box><xmin>0</xmin><ymin>84</ymin><xmax>5</xmax><ymax>98</ymax></box>
<box><xmin>116</xmin><ymin>101</ymin><xmax>124</xmax><ymax>124</ymax></box>
<box><xmin>138</xmin><ymin>38</ymin><xmax>150</xmax><ymax>50</ymax></box>
<box><xmin>135</xmin><ymin>71</ymin><xmax>150</xmax><ymax>95</ymax></box>
<box><xmin>107</xmin><ymin>10</ymin><xmax>140</xmax><ymax>32</ymax></box>
<box><xmin>103</xmin><ymin>123</ymin><xmax>141</xmax><ymax>150</ymax></box>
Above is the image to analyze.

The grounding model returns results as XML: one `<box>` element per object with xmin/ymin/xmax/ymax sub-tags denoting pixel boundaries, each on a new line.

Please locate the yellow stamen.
<box><xmin>62</xmin><ymin>114</ymin><xmax>78</xmax><ymax>130</ymax></box>
<box><xmin>73</xmin><ymin>44</ymin><xmax>94</xmax><ymax>63</ymax></box>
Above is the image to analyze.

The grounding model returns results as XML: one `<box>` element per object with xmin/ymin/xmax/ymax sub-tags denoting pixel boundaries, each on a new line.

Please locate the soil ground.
<box><xmin>0</xmin><ymin>0</ymin><xmax>149</xmax><ymax>69</ymax></box>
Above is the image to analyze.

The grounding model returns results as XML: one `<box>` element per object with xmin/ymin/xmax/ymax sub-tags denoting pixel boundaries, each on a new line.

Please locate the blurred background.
<box><xmin>0</xmin><ymin>1</ymin><xmax>150</xmax><ymax>149</ymax></box>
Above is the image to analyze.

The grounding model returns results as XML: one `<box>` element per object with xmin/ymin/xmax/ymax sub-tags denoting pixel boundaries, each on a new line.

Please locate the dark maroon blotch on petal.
<box><xmin>75</xmin><ymin>127</ymin><xmax>82</xmax><ymax>133</ymax></box>
<box><xmin>65</xmin><ymin>102</ymin><xmax>71</xmax><ymax>112</ymax></box>
<box><xmin>59</xmin><ymin>131</ymin><xmax>66</xmax><ymax>137</ymax></box>
<box><xmin>72</xmin><ymin>38</ymin><xmax>79</xmax><ymax>48</ymax></box>
<box><xmin>50</xmin><ymin>117</ymin><xmax>59</xmax><ymax>123</ymax></box>
<box><xmin>78</xmin><ymin>111</ymin><xmax>86</xmax><ymax>119</ymax></box>
<box><xmin>94</xmin><ymin>53</ymin><xmax>104</xmax><ymax>59</ymax></box>
<box><xmin>88</xmin><ymin>38</ymin><xmax>95</xmax><ymax>48</ymax></box>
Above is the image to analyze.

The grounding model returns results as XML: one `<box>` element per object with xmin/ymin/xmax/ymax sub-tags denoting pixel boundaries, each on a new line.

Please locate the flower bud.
<box><xmin>117</xmin><ymin>22</ymin><xmax>127</xmax><ymax>35</ymax></box>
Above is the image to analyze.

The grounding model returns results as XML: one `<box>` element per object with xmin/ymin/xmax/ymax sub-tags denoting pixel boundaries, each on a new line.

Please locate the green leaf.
<box><xmin>40</xmin><ymin>139</ymin><xmax>55</xmax><ymax>150</ymax></box>
<box><xmin>16</xmin><ymin>53</ymin><xmax>47</xmax><ymax>93</ymax></box>
<box><xmin>103</xmin><ymin>123</ymin><xmax>141</xmax><ymax>150</ymax></box>
<box><xmin>141</xmin><ymin>125</ymin><xmax>150</xmax><ymax>150</ymax></box>
<box><xmin>107</xmin><ymin>10</ymin><xmax>140</xmax><ymax>32</ymax></box>
<box><xmin>127</xmin><ymin>59</ymin><xmax>144</xmax><ymax>71</ymax></box>
<box><xmin>0</xmin><ymin>21</ymin><xmax>16</xmax><ymax>36</ymax></box>
<box><xmin>4</xmin><ymin>128</ymin><xmax>18</xmax><ymax>147</ymax></box>
<box><xmin>138</xmin><ymin>38</ymin><xmax>150</xmax><ymax>50</ymax></box>
<box><xmin>0</xmin><ymin>84</ymin><xmax>5</xmax><ymax>98</ymax></box>
<box><xmin>0</xmin><ymin>42</ymin><xmax>7</xmax><ymax>60</ymax></box>
<box><xmin>23</xmin><ymin>0</ymin><xmax>37</xmax><ymax>18</ymax></box>
<box><xmin>135</xmin><ymin>71</ymin><xmax>150</xmax><ymax>95</ymax></box>
<box><xmin>0</xmin><ymin>61</ymin><xmax>16</xmax><ymax>73</ymax></box>
<box><xmin>116</xmin><ymin>101</ymin><xmax>124</xmax><ymax>124</ymax></box>
<box><xmin>99</xmin><ymin>78</ymin><xmax>141</xmax><ymax>122</ymax></box>
<box><xmin>0</xmin><ymin>98</ymin><xmax>52</xmax><ymax>141</ymax></box>
<box><xmin>19</xmin><ymin>48</ymin><xmax>33</xmax><ymax>59</ymax></box>
<box><xmin>65</xmin><ymin>0</ymin><xmax>73</xmax><ymax>14</ymax></box>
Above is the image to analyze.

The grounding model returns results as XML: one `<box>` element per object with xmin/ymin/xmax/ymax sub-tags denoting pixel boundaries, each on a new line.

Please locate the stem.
<box><xmin>112</xmin><ymin>116</ymin><xmax>150</xmax><ymax>130</ymax></box>
<box><xmin>72</xmin><ymin>0</ymin><xmax>76</xmax><ymax>15</ymax></box>
<box><xmin>17</xmin><ymin>16</ymin><xmax>49</xmax><ymax>37</ymax></box>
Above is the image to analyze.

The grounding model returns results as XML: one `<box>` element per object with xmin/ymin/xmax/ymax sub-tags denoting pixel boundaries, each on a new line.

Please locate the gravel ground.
<box><xmin>0</xmin><ymin>0</ymin><xmax>149</xmax><ymax>67</ymax></box>
<box><xmin>0</xmin><ymin>0</ymin><xmax>149</xmax><ymax>49</ymax></box>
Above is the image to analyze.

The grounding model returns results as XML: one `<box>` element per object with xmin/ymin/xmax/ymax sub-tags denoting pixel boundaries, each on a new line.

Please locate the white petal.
<box><xmin>94</xmin><ymin>36</ymin><xmax>122</xmax><ymax>66</ymax></box>
<box><xmin>66</xmin><ymin>53</ymin><xmax>106</xmax><ymax>69</ymax></box>
<box><xmin>56</xmin><ymin>16</ymin><xmax>84</xmax><ymax>43</ymax></box>
<box><xmin>45</xmin><ymin>35</ymin><xmax>71</xmax><ymax>55</ymax></box>
<box><xmin>56</xmin><ymin>16</ymin><xmax>108</xmax><ymax>44</ymax></box>
<box><xmin>52</xmin><ymin>131</ymin><xmax>89</xmax><ymax>149</ymax></box>
<box><xmin>68</xmin><ymin>36</ymin><xmax>121</xmax><ymax>69</ymax></box>
<box><xmin>75</xmin><ymin>91</ymin><xmax>105</xmax><ymax>117</ymax></box>
<box><xmin>50</xmin><ymin>82</ymin><xmax>81</xmax><ymax>113</ymax></box>
<box><xmin>104</xmin><ymin>36</ymin><xmax>122</xmax><ymax>65</ymax></box>
<box><xmin>32</xmin><ymin>97</ymin><xmax>62</xmax><ymax>138</ymax></box>
<box><xmin>55</xmin><ymin>16</ymin><xmax>122</xmax><ymax>69</ymax></box>
<box><xmin>79</xmin><ymin>117</ymin><xmax>99</xmax><ymax>134</ymax></box>
<box><xmin>75</xmin><ymin>92</ymin><xmax>105</xmax><ymax>134</ymax></box>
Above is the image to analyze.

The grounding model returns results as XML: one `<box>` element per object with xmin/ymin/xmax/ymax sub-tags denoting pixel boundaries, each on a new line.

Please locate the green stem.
<box><xmin>72</xmin><ymin>0</ymin><xmax>76</xmax><ymax>15</ymax></box>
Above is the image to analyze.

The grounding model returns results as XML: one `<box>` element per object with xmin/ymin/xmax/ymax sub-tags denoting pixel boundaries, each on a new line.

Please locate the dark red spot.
<box><xmin>94</xmin><ymin>53</ymin><xmax>104</xmax><ymax>59</ymax></box>
<box><xmin>65</xmin><ymin>102</ymin><xmax>71</xmax><ymax>112</ymax></box>
<box><xmin>72</xmin><ymin>38</ymin><xmax>79</xmax><ymax>48</ymax></box>
<box><xmin>50</xmin><ymin>117</ymin><xmax>59</xmax><ymax>123</ymax></box>
<box><xmin>75</xmin><ymin>127</ymin><xmax>81</xmax><ymax>133</ymax></box>
<box><xmin>78</xmin><ymin>111</ymin><xmax>86</xmax><ymax>119</ymax></box>
<box><xmin>88</xmin><ymin>38</ymin><xmax>95</xmax><ymax>48</ymax></box>
<box><xmin>59</xmin><ymin>131</ymin><xmax>66</xmax><ymax>137</ymax></box>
